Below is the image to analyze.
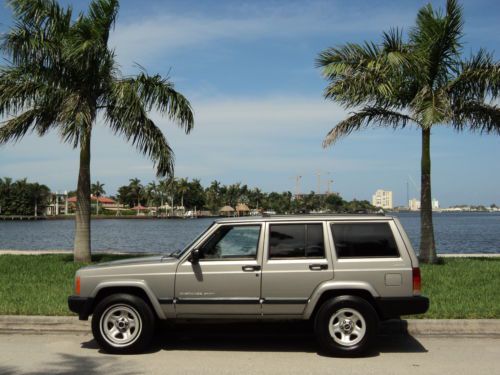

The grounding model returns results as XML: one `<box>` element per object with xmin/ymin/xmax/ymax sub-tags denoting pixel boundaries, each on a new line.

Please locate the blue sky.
<box><xmin>0</xmin><ymin>0</ymin><xmax>499</xmax><ymax>206</ymax></box>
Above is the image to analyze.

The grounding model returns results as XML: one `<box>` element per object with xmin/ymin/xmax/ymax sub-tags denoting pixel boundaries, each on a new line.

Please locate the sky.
<box><xmin>0</xmin><ymin>0</ymin><xmax>499</xmax><ymax>207</ymax></box>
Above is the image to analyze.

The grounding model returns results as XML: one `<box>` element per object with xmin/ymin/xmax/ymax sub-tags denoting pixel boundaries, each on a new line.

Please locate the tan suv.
<box><xmin>68</xmin><ymin>215</ymin><xmax>429</xmax><ymax>356</ymax></box>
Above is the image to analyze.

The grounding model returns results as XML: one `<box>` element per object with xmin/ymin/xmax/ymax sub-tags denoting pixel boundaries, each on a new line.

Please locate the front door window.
<box><xmin>199</xmin><ymin>225</ymin><xmax>260</xmax><ymax>259</ymax></box>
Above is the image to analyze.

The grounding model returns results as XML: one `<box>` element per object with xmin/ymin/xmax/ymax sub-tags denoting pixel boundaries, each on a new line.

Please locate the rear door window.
<box><xmin>269</xmin><ymin>224</ymin><xmax>325</xmax><ymax>259</ymax></box>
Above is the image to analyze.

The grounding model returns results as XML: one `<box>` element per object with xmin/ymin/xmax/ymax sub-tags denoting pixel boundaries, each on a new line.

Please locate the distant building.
<box><xmin>409</xmin><ymin>198</ymin><xmax>420</xmax><ymax>211</ymax></box>
<box><xmin>372</xmin><ymin>190</ymin><xmax>393</xmax><ymax>209</ymax></box>
<box><xmin>409</xmin><ymin>198</ymin><xmax>439</xmax><ymax>211</ymax></box>
<box><xmin>432</xmin><ymin>199</ymin><xmax>439</xmax><ymax>209</ymax></box>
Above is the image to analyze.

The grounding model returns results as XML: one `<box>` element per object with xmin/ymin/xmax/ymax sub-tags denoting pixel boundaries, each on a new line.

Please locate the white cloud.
<box><xmin>110</xmin><ymin>2</ymin><xmax>415</xmax><ymax>67</ymax></box>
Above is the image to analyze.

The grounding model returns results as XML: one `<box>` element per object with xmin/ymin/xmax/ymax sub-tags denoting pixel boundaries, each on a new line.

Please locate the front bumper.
<box><xmin>68</xmin><ymin>296</ymin><xmax>94</xmax><ymax>321</ymax></box>
<box><xmin>375</xmin><ymin>296</ymin><xmax>430</xmax><ymax>319</ymax></box>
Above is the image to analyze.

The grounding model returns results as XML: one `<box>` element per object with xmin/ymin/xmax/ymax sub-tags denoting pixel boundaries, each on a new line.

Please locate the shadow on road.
<box><xmin>80</xmin><ymin>320</ymin><xmax>427</xmax><ymax>357</ymax></box>
<box><xmin>0</xmin><ymin>353</ymin><xmax>138</xmax><ymax>375</ymax></box>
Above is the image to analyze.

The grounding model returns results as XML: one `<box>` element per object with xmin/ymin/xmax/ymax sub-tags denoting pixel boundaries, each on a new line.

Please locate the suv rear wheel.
<box><xmin>314</xmin><ymin>295</ymin><xmax>378</xmax><ymax>356</ymax></box>
<box><xmin>91</xmin><ymin>293</ymin><xmax>155</xmax><ymax>354</ymax></box>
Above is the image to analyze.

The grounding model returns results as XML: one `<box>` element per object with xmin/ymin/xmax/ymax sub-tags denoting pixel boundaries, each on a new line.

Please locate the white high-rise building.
<box><xmin>372</xmin><ymin>190</ymin><xmax>393</xmax><ymax>209</ymax></box>
<box><xmin>432</xmin><ymin>199</ymin><xmax>439</xmax><ymax>209</ymax></box>
<box><xmin>408</xmin><ymin>198</ymin><xmax>439</xmax><ymax>211</ymax></box>
<box><xmin>409</xmin><ymin>198</ymin><xmax>421</xmax><ymax>211</ymax></box>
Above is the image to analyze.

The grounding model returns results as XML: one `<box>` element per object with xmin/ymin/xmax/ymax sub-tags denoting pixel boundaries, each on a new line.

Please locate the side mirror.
<box><xmin>189</xmin><ymin>249</ymin><xmax>200</xmax><ymax>264</ymax></box>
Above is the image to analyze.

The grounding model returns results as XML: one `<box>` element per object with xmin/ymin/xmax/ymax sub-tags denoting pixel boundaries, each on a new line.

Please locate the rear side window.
<box><xmin>331</xmin><ymin>222</ymin><xmax>399</xmax><ymax>258</ymax></box>
<box><xmin>269</xmin><ymin>224</ymin><xmax>325</xmax><ymax>258</ymax></box>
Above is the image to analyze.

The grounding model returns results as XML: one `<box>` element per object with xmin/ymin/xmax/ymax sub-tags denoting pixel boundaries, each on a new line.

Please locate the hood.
<box><xmin>89</xmin><ymin>255</ymin><xmax>177</xmax><ymax>268</ymax></box>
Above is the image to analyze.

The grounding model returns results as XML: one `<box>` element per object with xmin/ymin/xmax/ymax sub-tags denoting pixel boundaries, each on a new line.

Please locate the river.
<box><xmin>0</xmin><ymin>212</ymin><xmax>499</xmax><ymax>254</ymax></box>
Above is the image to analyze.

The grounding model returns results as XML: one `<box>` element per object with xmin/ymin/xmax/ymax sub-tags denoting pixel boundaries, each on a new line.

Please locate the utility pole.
<box><xmin>327</xmin><ymin>179</ymin><xmax>334</xmax><ymax>195</ymax></box>
<box><xmin>316</xmin><ymin>171</ymin><xmax>321</xmax><ymax>194</ymax></box>
<box><xmin>295</xmin><ymin>175</ymin><xmax>302</xmax><ymax>198</ymax></box>
<box><xmin>406</xmin><ymin>181</ymin><xmax>409</xmax><ymax>208</ymax></box>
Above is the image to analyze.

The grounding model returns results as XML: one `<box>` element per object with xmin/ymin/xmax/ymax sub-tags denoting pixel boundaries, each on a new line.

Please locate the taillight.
<box><xmin>75</xmin><ymin>276</ymin><xmax>81</xmax><ymax>295</ymax></box>
<box><xmin>412</xmin><ymin>267</ymin><xmax>421</xmax><ymax>295</ymax></box>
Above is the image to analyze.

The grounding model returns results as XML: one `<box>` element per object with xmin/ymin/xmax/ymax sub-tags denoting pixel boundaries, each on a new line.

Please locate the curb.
<box><xmin>1</xmin><ymin>316</ymin><xmax>499</xmax><ymax>336</ymax></box>
<box><xmin>381</xmin><ymin>319</ymin><xmax>500</xmax><ymax>337</ymax></box>
<box><xmin>0</xmin><ymin>315</ymin><xmax>89</xmax><ymax>335</ymax></box>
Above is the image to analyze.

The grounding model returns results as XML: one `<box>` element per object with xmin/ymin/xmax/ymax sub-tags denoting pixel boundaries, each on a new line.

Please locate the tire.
<box><xmin>91</xmin><ymin>293</ymin><xmax>156</xmax><ymax>354</ymax></box>
<box><xmin>314</xmin><ymin>295</ymin><xmax>378</xmax><ymax>357</ymax></box>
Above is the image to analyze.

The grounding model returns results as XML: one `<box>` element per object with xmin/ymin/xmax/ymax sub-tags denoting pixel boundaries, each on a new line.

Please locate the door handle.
<box><xmin>309</xmin><ymin>264</ymin><xmax>328</xmax><ymax>271</ymax></box>
<box><xmin>242</xmin><ymin>265</ymin><xmax>261</xmax><ymax>272</ymax></box>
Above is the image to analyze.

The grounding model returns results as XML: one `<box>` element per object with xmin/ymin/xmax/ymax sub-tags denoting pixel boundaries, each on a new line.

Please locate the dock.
<box><xmin>0</xmin><ymin>216</ymin><xmax>46</xmax><ymax>221</ymax></box>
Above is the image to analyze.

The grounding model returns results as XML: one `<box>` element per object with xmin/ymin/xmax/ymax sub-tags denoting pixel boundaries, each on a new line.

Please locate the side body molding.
<box><xmin>303</xmin><ymin>281</ymin><xmax>380</xmax><ymax>319</ymax></box>
<box><xmin>90</xmin><ymin>280</ymin><xmax>166</xmax><ymax>320</ymax></box>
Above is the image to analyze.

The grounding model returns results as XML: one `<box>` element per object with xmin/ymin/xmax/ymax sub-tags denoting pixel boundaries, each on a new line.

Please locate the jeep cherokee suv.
<box><xmin>68</xmin><ymin>215</ymin><xmax>429</xmax><ymax>355</ymax></box>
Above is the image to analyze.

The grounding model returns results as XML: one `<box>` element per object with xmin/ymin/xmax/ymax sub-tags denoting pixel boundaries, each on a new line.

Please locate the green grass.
<box><xmin>0</xmin><ymin>255</ymin><xmax>499</xmax><ymax>318</ymax></box>
<box><xmin>419</xmin><ymin>258</ymin><xmax>500</xmax><ymax>319</ymax></box>
<box><xmin>0</xmin><ymin>254</ymin><xmax>132</xmax><ymax>315</ymax></box>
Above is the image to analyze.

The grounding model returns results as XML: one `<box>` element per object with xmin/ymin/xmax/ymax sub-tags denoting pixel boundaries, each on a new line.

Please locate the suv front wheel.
<box><xmin>314</xmin><ymin>295</ymin><xmax>378</xmax><ymax>356</ymax></box>
<box><xmin>91</xmin><ymin>293</ymin><xmax>155</xmax><ymax>354</ymax></box>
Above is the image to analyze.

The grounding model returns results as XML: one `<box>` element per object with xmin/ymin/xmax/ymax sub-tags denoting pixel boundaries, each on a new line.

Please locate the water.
<box><xmin>1</xmin><ymin>212</ymin><xmax>499</xmax><ymax>254</ymax></box>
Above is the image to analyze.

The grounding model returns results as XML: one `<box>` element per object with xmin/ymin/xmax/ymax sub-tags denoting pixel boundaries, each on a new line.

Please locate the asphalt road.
<box><xmin>1</xmin><ymin>323</ymin><xmax>499</xmax><ymax>375</ymax></box>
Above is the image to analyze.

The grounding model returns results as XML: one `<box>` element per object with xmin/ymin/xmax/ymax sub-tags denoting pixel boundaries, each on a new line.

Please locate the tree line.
<box><xmin>0</xmin><ymin>177</ymin><xmax>50</xmax><ymax>216</ymax></box>
<box><xmin>113</xmin><ymin>177</ymin><xmax>376</xmax><ymax>214</ymax></box>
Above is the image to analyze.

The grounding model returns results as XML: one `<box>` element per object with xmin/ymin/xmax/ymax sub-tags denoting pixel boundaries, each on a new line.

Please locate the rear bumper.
<box><xmin>68</xmin><ymin>296</ymin><xmax>94</xmax><ymax>321</ymax></box>
<box><xmin>375</xmin><ymin>296</ymin><xmax>429</xmax><ymax>319</ymax></box>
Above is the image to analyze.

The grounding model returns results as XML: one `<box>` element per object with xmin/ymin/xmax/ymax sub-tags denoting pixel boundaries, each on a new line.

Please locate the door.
<box><xmin>261</xmin><ymin>222</ymin><xmax>334</xmax><ymax>315</ymax></box>
<box><xmin>175</xmin><ymin>223</ymin><xmax>263</xmax><ymax>316</ymax></box>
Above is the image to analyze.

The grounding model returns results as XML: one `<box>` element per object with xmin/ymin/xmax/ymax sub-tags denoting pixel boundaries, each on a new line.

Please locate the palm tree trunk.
<box><xmin>74</xmin><ymin>132</ymin><xmax>92</xmax><ymax>263</ymax></box>
<box><xmin>419</xmin><ymin>127</ymin><xmax>437</xmax><ymax>264</ymax></box>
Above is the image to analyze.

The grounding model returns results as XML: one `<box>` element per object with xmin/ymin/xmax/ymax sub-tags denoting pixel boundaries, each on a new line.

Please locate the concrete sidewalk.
<box><xmin>1</xmin><ymin>315</ymin><xmax>499</xmax><ymax>336</ymax></box>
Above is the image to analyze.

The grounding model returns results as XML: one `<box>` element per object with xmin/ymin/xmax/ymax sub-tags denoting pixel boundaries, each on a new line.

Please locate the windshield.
<box><xmin>166</xmin><ymin>222</ymin><xmax>215</xmax><ymax>258</ymax></box>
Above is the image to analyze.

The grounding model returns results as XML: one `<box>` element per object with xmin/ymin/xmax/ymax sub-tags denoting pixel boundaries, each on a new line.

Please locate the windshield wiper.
<box><xmin>166</xmin><ymin>249</ymin><xmax>182</xmax><ymax>258</ymax></box>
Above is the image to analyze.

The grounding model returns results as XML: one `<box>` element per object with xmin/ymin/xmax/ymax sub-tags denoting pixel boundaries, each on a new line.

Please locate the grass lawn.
<box><xmin>0</xmin><ymin>254</ymin><xmax>499</xmax><ymax>318</ymax></box>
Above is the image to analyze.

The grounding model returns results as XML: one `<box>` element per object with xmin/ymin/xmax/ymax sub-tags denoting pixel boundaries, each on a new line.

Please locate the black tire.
<box><xmin>314</xmin><ymin>295</ymin><xmax>378</xmax><ymax>357</ymax></box>
<box><xmin>91</xmin><ymin>293</ymin><xmax>156</xmax><ymax>354</ymax></box>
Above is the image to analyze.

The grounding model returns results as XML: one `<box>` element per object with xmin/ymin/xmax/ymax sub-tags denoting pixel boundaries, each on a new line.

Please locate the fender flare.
<box><xmin>303</xmin><ymin>281</ymin><xmax>379</xmax><ymax>319</ymax></box>
<box><xmin>90</xmin><ymin>280</ymin><xmax>166</xmax><ymax>320</ymax></box>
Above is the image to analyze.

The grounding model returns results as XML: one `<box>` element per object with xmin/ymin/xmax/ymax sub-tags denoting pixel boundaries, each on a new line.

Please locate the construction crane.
<box><xmin>289</xmin><ymin>175</ymin><xmax>303</xmax><ymax>198</ymax></box>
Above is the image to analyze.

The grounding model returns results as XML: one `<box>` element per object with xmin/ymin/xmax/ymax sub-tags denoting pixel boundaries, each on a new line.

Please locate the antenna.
<box><xmin>406</xmin><ymin>180</ymin><xmax>409</xmax><ymax>207</ymax></box>
<box><xmin>407</xmin><ymin>174</ymin><xmax>420</xmax><ymax>193</ymax></box>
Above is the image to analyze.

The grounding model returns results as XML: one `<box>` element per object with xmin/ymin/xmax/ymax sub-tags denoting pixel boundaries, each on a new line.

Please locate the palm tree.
<box><xmin>0</xmin><ymin>0</ymin><xmax>194</xmax><ymax>262</ymax></box>
<box><xmin>30</xmin><ymin>183</ymin><xmax>50</xmax><ymax>217</ymax></box>
<box><xmin>157</xmin><ymin>178</ymin><xmax>170</xmax><ymax>213</ymax></box>
<box><xmin>128</xmin><ymin>178</ymin><xmax>144</xmax><ymax>208</ymax></box>
<box><xmin>146</xmin><ymin>181</ymin><xmax>159</xmax><ymax>214</ymax></box>
<box><xmin>91</xmin><ymin>181</ymin><xmax>106</xmax><ymax>215</ymax></box>
<box><xmin>177</xmin><ymin>178</ymin><xmax>189</xmax><ymax>210</ymax></box>
<box><xmin>317</xmin><ymin>0</ymin><xmax>500</xmax><ymax>263</ymax></box>
<box><xmin>0</xmin><ymin>177</ymin><xmax>13</xmax><ymax>215</ymax></box>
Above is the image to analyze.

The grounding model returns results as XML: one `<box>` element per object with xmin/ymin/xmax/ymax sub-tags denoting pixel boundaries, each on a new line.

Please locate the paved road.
<box><xmin>1</xmin><ymin>323</ymin><xmax>499</xmax><ymax>375</ymax></box>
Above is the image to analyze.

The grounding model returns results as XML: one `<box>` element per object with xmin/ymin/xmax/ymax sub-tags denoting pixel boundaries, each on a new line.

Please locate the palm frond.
<box><xmin>323</xmin><ymin>107</ymin><xmax>414</xmax><ymax>147</ymax></box>
<box><xmin>411</xmin><ymin>86</ymin><xmax>453</xmax><ymax>127</ymax></box>
<box><xmin>0</xmin><ymin>105</ymin><xmax>59</xmax><ymax>144</ymax></box>
<box><xmin>3</xmin><ymin>0</ymin><xmax>71</xmax><ymax>66</ymax></box>
<box><xmin>448</xmin><ymin>49</ymin><xmax>500</xmax><ymax>101</ymax></box>
<box><xmin>88</xmin><ymin>0</ymin><xmax>119</xmax><ymax>43</ymax></box>
<box><xmin>410</xmin><ymin>0</ymin><xmax>464</xmax><ymax>88</ymax></box>
<box><xmin>106</xmin><ymin>81</ymin><xmax>176</xmax><ymax>176</ymax></box>
<box><xmin>451</xmin><ymin>101</ymin><xmax>500</xmax><ymax>134</ymax></box>
<box><xmin>119</xmin><ymin>71</ymin><xmax>194</xmax><ymax>132</ymax></box>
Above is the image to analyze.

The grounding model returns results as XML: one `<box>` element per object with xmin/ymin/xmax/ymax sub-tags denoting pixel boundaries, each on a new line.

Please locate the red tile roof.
<box><xmin>67</xmin><ymin>196</ymin><xmax>116</xmax><ymax>204</ymax></box>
